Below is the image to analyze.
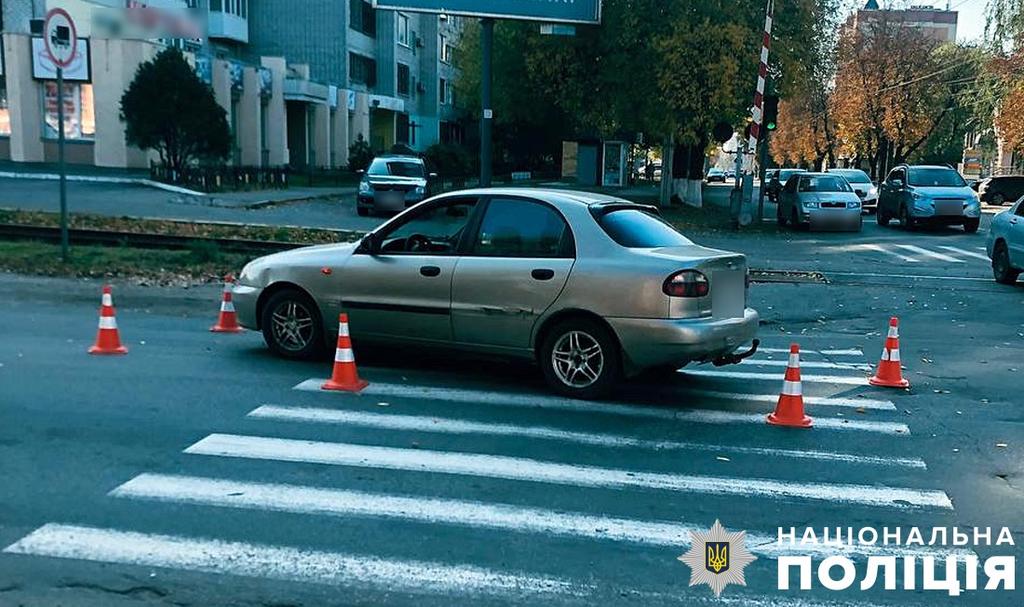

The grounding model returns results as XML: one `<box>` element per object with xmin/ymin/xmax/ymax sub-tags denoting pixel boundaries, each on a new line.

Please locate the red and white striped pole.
<box><xmin>748</xmin><ymin>0</ymin><xmax>775</xmax><ymax>155</ymax></box>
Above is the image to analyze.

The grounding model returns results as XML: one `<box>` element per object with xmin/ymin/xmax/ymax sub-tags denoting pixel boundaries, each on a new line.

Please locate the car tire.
<box><xmin>356</xmin><ymin>206</ymin><xmax>369</xmax><ymax>217</ymax></box>
<box><xmin>992</xmin><ymin>242</ymin><xmax>1020</xmax><ymax>285</ymax></box>
<box><xmin>539</xmin><ymin>318</ymin><xmax>622</xmax><ymax>400</ymax></box>
<box><xmin>877</xmin><ymin>208</ymin><xmax>891</xmax><ymax>226</ymax></box>
<box><xmin>963</xmin><ymin>218</ymin><xmax>980</xmax><ymax>234</ymax></box>
<box><xmin>854</xmin><ymin>216</ymin><xmax>863</xmax><ymax>232</ymax></box>
<box><xmin>899</xmin><ymin>205</ymin><xmax>915</xmax><ymax>230</ymax></box>
<box><xmin>260</xmin><ymin>288</ymin><xmax>325</xmax><ymax>360</ymax></box>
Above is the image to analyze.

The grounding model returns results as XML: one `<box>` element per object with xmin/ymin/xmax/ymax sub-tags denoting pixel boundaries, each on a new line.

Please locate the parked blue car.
<box><xmin>877</xmin><ymin>165</ymin><xmax>981</xmax><ymax>233</ymax></box>
<box><xmin>987</xmin><ymin>196</ymin><xmax>1024</xmax><ymax>284</ymax></box>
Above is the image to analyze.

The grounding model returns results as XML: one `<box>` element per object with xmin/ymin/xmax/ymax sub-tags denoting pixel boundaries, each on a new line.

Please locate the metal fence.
<box><xmin>149</xmin><ymin>163</ymin><xmax>290</xmax><ymax>193</ymax></box>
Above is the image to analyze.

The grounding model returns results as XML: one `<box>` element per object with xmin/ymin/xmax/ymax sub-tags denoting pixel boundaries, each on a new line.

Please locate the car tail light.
<box><xmin>663</xmin><ymin>270</ymin><xmax>709</xmax><ymax>298</ymax></box>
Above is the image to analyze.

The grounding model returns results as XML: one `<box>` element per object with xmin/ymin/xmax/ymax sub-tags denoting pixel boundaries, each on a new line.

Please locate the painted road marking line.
<box><xmin>754</xmin><ymin>346</ymin><xmax>864</xmax><ymax>357</ymax></box>
<box><xmin>936</xmin><ymin>245</ymin><xmax>990</xmax><ymax>261</ymax></box>
<box><xmin>893</xmin><ymin>244</ymin><xmax>965</xmax><ymax>263</ymax></box>
<box><xmin>739</xmin><ymin>359</ymin><xmax>871</xmax><ymax>371</ymax></box>
<box><xmin>3</xmin><ymin>524</ymin><xmax>579</xmax><ymax>598</ymax></box>
<box><xmin>293</xmin><ymin>380</ymin><xmax>909</xmax><ymax>434</ymax></box>
<box><xmin>185</xmin><ymin>434</ymin><xmax>949</xmax><ymax>509</ymax></box>
<box><xmin>681</xmin><ymin>369</ymin><xmax>866</xmax><ymax>385</ymax></box>
<box><xmin>684</xmin><ymin>390</ymin><xmax>894</xmax><ymax>411</ymax></box>
<box><xmin>112</xmin><ymin>473</ymin><xmax>964</xmax><ymax>559</ymax></box>
<box><xmin>848</xmin><ymin>243</ymin><xmax>920</xmax><ymax>262</ymax></box>
<box><xmin>249</xmin><ymin>405</ymin><xmax>917</xmax><ymax>467</ymax></box>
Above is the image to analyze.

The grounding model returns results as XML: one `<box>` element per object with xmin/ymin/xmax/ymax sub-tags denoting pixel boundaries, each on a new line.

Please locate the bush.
<box><xmin>347</xmin><ymin>134</ymin><xmax>374</xmax><ymax>172</ymax></box>
<box><xmin>423</xmin><ymin>143</ymin><xmax>474</xmax><ymax>179</ymax></box>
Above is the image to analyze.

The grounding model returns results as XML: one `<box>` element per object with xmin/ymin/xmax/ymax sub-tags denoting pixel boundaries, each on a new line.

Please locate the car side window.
<box><xmin>377</xmin><ymin>198</ymin><xmax>477</xmax><ymax>255</ymax></box>
<box><xmin>1015</xmin><ymin>201</ymin><xmax>1024</xmax><ymax>217</ymax></box>
<box><xmin>471</xmin><ymin>198</ymin><xmax>573</xmax><ymax>258</ymax></box>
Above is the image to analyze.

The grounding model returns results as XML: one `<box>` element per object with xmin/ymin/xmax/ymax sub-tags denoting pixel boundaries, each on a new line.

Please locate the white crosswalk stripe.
<box><xmin>184</xmin><ymin>434</ymin><xmax>950</xmax><ymax>509</ymax></box>
<box><xmin>893</xmin><ymin>244</ymin><xmax>965</xmax><ymax>263</ymax></box>
<box><xmin>5</xmin><ymin>339</ymin><xmax>960</xmax><ymax>603</ymax></box>
<box><xmin>830</xmin><ymin>242</ymin><xmax>991</xmax><ymax>264</ymax></box>
<box><xmin>935</xmin><ymin>245</ymin><xmax>990</xmax><ymax>261</ymax></box>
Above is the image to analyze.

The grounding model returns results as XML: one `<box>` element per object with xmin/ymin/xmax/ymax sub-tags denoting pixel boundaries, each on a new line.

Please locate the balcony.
<box><xmin>208</xmin><ymin>11</ymin><xmax>248</xmax><ymax>44</ymax></box>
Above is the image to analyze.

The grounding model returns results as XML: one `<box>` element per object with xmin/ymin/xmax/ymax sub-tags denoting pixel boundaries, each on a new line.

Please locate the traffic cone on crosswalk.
<box><xmin>767</xmin><ymin>344</ymin><xmax>812</xmax><ymax>428</ymax></box>
<box><xmin>869</xmin><ymin>317</ymin><xmax>910</xmax><ymax>388</ymax></box>
<box><xmin>322</xmin><ymin>313</ymin><xmax>369</xmax><ymax>392</ymax></box>
<box><xmin>210</xmin><ymin>275</ymin><xmax>243</xmax><ymax>333</ymax></box>
<box><xmin>88</xmin><ymin>285</ymin><xmax>128</xmax><ymax>355</ymax></box>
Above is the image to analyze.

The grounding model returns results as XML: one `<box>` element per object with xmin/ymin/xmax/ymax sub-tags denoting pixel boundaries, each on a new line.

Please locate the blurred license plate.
<box><xmin>935</xmin><ymin>200</ymin><xmax>962</xmax><ymax>215</ymax></box>
<box><xmin>712</xmin><ymin>270</ymin><xmax>744</xmax><ymax>319</ymax></box>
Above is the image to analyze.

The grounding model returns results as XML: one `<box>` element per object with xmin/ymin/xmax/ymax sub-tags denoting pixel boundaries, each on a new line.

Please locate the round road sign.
<box><xmin>43</xmin><ymin>8</ymin><xmax>78</xmax><ymax>69</ymax></box>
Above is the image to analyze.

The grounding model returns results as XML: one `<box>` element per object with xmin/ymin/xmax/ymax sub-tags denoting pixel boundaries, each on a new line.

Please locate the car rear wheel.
<box><xmin>992</xmin><ymin>242</ymin><xmax>1020</xmax><ymax>285</ymax></box>
<box><xmin>540</xmin><ymin>318</ymin><xmax>621</xmax><ymax>400</ymax></box>
<box><xmin>261</xmin><ymin>289</ymin><xmax>324</xmax><ymax>360</ymax></box>
<box><xmin>963</xmin><ymin>218</ymin><xmax>980</xmax><ymax>234</ymax></box>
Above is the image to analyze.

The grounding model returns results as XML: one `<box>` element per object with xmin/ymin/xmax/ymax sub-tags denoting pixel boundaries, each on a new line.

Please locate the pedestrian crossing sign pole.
<box><xmin>43</xmin><ymin>8</ymin><xmax>78</xmax><ymax>263</ymax></box>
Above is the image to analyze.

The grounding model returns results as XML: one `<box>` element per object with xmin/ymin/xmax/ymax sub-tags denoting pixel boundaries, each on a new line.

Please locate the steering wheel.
<box><xmin>405</xmin><ymin>234</ymin><xmax>432</xmax><ymax>252</ymax></box>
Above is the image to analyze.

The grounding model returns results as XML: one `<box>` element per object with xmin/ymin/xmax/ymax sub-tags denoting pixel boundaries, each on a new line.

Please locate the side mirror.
<box><xmin>357</xmin><ymin>233</ymin><xmax>380</xmax><ymax>254</ymax></box>
<box><xmin>356</xmin><ymin>169</ymin><xmax>365</xmax><ymax>175</ymax></box>
<box><xmin>428</xmin><ymin>172</ymin><xmax>438</xmax><ymax>179</ymax></box>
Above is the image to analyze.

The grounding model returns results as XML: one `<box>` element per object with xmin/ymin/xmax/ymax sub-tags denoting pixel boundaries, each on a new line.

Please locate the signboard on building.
<box><xmin>372</xmin><ymin>0</ymin><xmax>601</xmax><ymax>24</ymax></box>
<box><xmin>328</xmin><ymin>85</ymin><xmax>338</xmax><ymax>109</ymax></box>
<box><xmin>229</xmin><ymin>61</ymin><xmax>244</xmax><ymax>94</ymax></box>
<box><xmin>347</xmin><ymin>90</ymin><xmax>356</xmax><ymax>111</ymax></box>
<box><xmin>258</xmin><ymin>67</ymin><xmax>273</xmax><ymax>99</ymax></box>
<box><xmin>31</xmin><ymin>38</ymin><xmax>90</xmax><ymax>81</ymax></box>
<box><xmin>195</xmin><ymin>56</ymin><xmax>212</xmax><ymax>85</ymax></box>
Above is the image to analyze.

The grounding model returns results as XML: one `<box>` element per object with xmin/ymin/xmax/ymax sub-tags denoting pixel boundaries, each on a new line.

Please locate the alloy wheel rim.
<box><xmin>271</xmin><ymin>300</ymin><xmax>314</xmax><ymax>351</ymax></box>
<box><xmin>552</xmin><ymin>331</ymin><xmax>604</xmax><ymax>389</ymax></box>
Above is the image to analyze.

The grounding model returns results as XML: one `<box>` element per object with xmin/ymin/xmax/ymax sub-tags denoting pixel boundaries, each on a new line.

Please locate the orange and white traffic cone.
<box><xmin>869</xmin><ymin>317</ymin><xmax>910</xmax><ymax>388</ymax></box>
<box><xmin>321</xmin><ymin>313</ymin><xmax>369</xmax><ymax>392</ymax></box>
<box><xmin>88</xmin><ymin>285</ymin><xmax>128</xmax><ymax>355</ymax></box>
<box><xmin>210</xmin><ymin>275</ymin><xmax>243</xmax><ymax>333</ymax></box>
<box><xmin>767</xmin><ymin>344</ymin><xmax>812</xmax><ymax>428</ymax></box>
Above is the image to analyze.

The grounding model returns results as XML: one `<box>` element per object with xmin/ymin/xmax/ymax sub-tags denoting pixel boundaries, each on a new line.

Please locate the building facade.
<box><xmin>0</xmin><ymin>0</ymin><xmax>462</xmax><ymax>170</ymax></box>
<box><xmin>852</xmin><ymin>1</ymin><xmax>958</xmax><ymax>43</ymax></box>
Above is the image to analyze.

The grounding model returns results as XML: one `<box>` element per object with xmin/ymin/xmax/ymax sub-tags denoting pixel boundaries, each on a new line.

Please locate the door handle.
<box><xmin>531</xmin><ymin>269</ymin><xmax>555</xmax><ymax>281</ymax></box>
<box><xmin>420</xmin><ymin>265</ymin><xmax>441</xmax><ymax>277</ymax></box>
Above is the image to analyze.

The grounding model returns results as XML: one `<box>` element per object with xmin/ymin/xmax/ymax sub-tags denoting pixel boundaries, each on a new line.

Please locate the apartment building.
<box><xmin>0</xmin><ymin>0</ymin><xmax>462</xmax><ymax>170</ymax></box>
<box><xmin>854</xmin><ymin>1</ymin><xmax>958</xmax><ymax>43</ymax></box>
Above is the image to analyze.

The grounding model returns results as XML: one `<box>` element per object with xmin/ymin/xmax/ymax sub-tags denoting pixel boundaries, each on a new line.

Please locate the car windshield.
<box><xmin>832</xmin><ymin>170</ymin><xmax>871</xmax><ymax>184</ymax></box>
<box><xmin>598</xmin><ymin>208</ymin><xmax>694</xmax><ymax>248</ymax></box>
<box><xmin>908</xmin><ymin>168</ymin><xmax>965</xmax><ymax>187</ymax></box>
<box><xmin>779</xmin><ymin>170</ymin><xmax>802</xmax><ymax>181</ymax></box>
<box><xmin>709</xmin><ymin>169</ymin><xmax>723</xmax><ymax>175</ymax></box>
<box><xmin>368</xmin><ymin>159</ymin><xmax>424</xmax><ymax>177</ymax></box>
<box><xmin>798</xmin><ymin>176</ymin><xmax>852</xmax><ymax>193</ymax></box>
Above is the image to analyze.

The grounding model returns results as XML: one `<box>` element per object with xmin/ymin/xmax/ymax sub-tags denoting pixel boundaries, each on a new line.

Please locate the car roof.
<box><xmin>373</xmin><ymin>154</ymin><xmax>423</xmax><ymax>162</ymax></box>
<box><xmin>436</xmin><ymin>187</ymin><xmax>637</xmax><ymax>208</ymax></box>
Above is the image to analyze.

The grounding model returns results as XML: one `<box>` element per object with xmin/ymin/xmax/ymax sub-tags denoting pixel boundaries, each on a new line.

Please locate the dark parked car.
<box><xmin>706</xmin><ymin>168</ymin><xmax>727</xmax><ymax>183</ymax></box>
<box><xmin>978</xmin><ymin>175</ymin><xmax>1024</xmax><ymax>205</ymax></box>
<box><xmin>356</xmin><ymin>155</ymin><xmax>436</xmax><ymax>217</ymax></box>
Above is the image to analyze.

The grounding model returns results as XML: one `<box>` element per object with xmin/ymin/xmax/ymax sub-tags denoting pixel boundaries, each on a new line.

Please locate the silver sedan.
<box><xmin>233</xmin><ymin>188</ymin><xmax>759</xmax><ymax>398</ymax></box>
<box><xmin>777</xmin><ymin>172</ymin><xmax>863</xmax><ymax>231</ymax></box>
<box><xmin>987</xmin><ymin>196</ymin><xmax>1024</xmax><ymax>284</ymax></box>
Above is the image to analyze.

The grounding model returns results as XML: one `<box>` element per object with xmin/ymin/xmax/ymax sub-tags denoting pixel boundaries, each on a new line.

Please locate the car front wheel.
<box><xmin>540</xmin><ymin>318</ymin><xmax>622</xmax><ymax>399</ymax></box>
<box><xmin>992</xmin><ymin>242</ymin><xmax>1020</xmax><ymax>285</ymax></box>
<box><xmin>261</xmin><ymin>288</ymin><xmax>324</xmax><ymax>360</ymax></box>
<box><xmin>899</xmin><ymin>205</ymin><xmax>916</xmax><ymax>230</ymax></box>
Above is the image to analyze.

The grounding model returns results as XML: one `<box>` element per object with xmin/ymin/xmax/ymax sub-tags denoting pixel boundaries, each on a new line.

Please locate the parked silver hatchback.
<box><xmin>777</xmin><ymin>172</ymin><xmax>863</xmax><ymax>231</ymax></box>
<box><xmin>233</xmin><ymin>189</ymin><xmax>759</xmax><ymax>398</ymax></box>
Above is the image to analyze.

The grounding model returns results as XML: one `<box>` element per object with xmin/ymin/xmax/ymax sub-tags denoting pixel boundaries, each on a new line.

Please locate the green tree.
<box><xmin>347</xmin><ymin>134</ymin><xmax>374</xmax><ymax>172</ymax></box>
<box><xmin>120</xmin><ymin>48</ymin><xmax>229</xmax><ymax>173</ymax></box>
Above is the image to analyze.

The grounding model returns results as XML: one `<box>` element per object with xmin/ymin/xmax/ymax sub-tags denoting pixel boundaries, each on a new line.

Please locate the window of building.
<box><xmin>439</xmin><ymin>78</ymin><xmax>452</xmax><ymax>105</ymax></box>
<box><xmin>396</xmin><ymin>12</ymin><xmax>410</xmax><ymax>47</ymax></box>
<box><xmin>0</xmin><ymin>76</ymin><xmax>10</xmax><ymax>136</ymax></box>
<box><xmin>440</xmin><ymin>34</ymin><xmax>452</xmax><ymax>63</ymax></box>
<box><xmin>397</xmin><ymin>63</ymin><xmax>411</xmax><ymax>97</ymax></box>
<box><xmin>349</xmin><ymin>0</ymin><xmax>376</xmax><ymax>37</ymax></box>
<box><xmin>42</xmin><ymin>82</ymin><xmax>95</xmax><ymax>140</ymax></box>
<box><xmin>349</xmin><ymin>52</ymin><xmax>377</xmax><ymax>88</ymax></box>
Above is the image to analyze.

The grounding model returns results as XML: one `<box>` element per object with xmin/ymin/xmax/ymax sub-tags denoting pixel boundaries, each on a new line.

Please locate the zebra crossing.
<box><xmin>830</xmin><ymin>243</ymin><xmax>990</xmax><ymax>265</ymax></box>
<box><xmin>3</xmin><ymin>342</ymin><xmax>965</xmax><ymax>605</ymax></box>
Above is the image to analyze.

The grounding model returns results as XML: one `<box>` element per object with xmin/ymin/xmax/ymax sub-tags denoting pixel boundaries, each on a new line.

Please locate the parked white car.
<box><xmin>987</xmin><ymin>196</ymin><xmax>1024</xmax><ymax>284</ymax></box>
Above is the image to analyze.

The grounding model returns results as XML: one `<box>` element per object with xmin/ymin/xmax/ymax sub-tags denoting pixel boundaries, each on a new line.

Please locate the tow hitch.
<box><xmin>712</xmin><ymin>339</ymin><xmax>759</xmax><ymax>367</ymax></box>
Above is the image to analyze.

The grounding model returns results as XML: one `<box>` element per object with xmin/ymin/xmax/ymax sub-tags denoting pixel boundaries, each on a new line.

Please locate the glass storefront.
<box><xmin>42</xmin><ymin>82</ymin><xmax>95</xmax><ymax>140</ymax></box>
<box><xmin>0</xmin><ymin>76</ymin><xmax>10</xmax><ymax>136</ymax></box>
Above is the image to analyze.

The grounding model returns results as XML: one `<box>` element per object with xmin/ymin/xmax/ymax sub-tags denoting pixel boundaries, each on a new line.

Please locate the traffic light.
<box><xmin>763</xmin><ymin>95</ymin><xmax>779</xmax><ymax>131</ymax></box>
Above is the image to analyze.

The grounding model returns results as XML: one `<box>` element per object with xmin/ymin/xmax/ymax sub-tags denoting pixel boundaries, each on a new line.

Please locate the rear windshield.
<box><xmin>908</xmin><ymin>168</ymin><xmax>965</xmax><ymax>187</ymax></box>
<box><xmin>598</xmin><ymin>209</ymin><xmax>694</xmax><ymax>248</ymax></box>
<box><xmin>368</xmin><ymin>159</ymin><xmax>424</xmax><ymax>177</ymax></box>
<box><xmin>832</xmin><ymin>170</ymin><xmax>871</xmax><ymax>183</ymax></box>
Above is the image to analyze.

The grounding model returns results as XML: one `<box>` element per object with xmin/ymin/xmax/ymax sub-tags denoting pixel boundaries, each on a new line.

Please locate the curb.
<box><xmin>0</xmin><ymin>171</ymin><xmax>207</xmax><ymax>197</ymax></box>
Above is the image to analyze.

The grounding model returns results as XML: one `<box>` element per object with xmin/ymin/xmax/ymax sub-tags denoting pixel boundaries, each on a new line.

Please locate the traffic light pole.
<box><xmin>479</xmin><ymin>18</ymin><xmax>494</xmax><ymax>188</ymax></box>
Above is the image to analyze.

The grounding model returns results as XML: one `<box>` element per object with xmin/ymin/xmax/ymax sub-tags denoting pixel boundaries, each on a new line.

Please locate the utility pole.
<box><xmin>479</xmin><ymin>18</ymin><xmax>494</xmax><ymax>187</ymax></box>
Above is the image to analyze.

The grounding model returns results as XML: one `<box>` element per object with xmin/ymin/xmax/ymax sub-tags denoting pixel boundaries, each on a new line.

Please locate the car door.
<box><xmin>780</xmin><ymin>175</ymin><xmax>799</xmax><ymax>218</ymax></box>
<box><xmin>880</xmin><ymin>168</ymin><xmax>905</xmax><ymax>214</ymax></box>
<box><xmin>1009</xmin><ymin>201</ymin><xmax>1024</xmax><ymax>266</ymax></box>
<box><xmin>450</xmin><ymin>196</ymin><xmax>575</xmax><ymax>351</ymax></box>
<box><xmin>340</xmin><ymin>197</ymin><xmax>479</xmax><ymax>343</ymax></box>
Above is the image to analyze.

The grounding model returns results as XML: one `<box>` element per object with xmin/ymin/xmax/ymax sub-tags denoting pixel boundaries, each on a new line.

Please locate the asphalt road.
<box><xmin>1</xmin><ymin>240</ymin><xmax>1021</xmax><ymax>606</ymax></box>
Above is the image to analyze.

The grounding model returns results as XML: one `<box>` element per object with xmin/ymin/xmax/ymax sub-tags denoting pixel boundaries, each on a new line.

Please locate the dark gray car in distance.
<box><xmin>234</xmin><ymin>188</ymin><xmax>759</xmax><ymax>399</ymax></box>
<box><xmin>356</xmin><ymin>155</ymin><xmax>436</xmax><ymax>216</ymax></box>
